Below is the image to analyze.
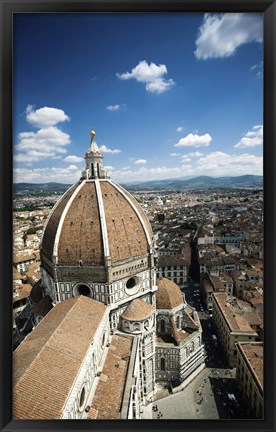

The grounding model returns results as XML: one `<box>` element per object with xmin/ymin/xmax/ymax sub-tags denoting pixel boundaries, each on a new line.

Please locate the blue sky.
<box><xmin>13</xmin><ymin>12</ymin><xmax>263</xmax><ymax>184</ymax></box>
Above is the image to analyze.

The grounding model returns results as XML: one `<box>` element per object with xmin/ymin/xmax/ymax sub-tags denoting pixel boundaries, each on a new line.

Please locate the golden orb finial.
<box><xmin>90</xmin><ymin>129</ymin><xmax>96</xmax><ymax>138</ymax></box>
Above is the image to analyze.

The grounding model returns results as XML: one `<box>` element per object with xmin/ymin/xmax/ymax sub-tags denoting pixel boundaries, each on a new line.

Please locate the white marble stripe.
<box><xmin>53</xmin><ymin>181</ymin><xmax>85</xmax><ymax>260</ymax></box>
<box><xmin>95</xmin><ymin>179</ymin><xmax>110</xmax><ymax>258</ymax></box>
<box><xmin>41</xmin><ymin>182</ymin><xmax>77</xmax><ymax>246</ymax></box>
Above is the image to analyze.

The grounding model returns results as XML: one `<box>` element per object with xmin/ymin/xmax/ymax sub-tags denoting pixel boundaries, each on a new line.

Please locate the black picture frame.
<box><xmin>1</xmin><ymin>1</ymin><xmax>275</xmax><ymax>431</ymax></box>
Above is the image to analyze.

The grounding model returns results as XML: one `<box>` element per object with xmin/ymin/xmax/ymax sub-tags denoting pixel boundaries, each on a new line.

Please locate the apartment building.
<box><xmin>236</xmin><ymin>342</ymin><xmax>263</xmax><ymax>419</ymax></box>
<box><xmin>212</xmin><ymin>293</ymin><xmax>258</xmax><ymax>367</ymax></box>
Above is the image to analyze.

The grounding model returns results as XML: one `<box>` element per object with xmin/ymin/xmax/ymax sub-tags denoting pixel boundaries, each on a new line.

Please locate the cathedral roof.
<box><xmin>156</xmin><ymin>277</ymin><xmax>184</xmax><ymax>310</ymax></box>
<box><xmin>121</xmin><ymin>298</ymin><xmax>153</xmax><ymax>321</ymax></box>
<box><xmin>13</xmin><ymin>296</ymin><xmax>107</xmax><ymax>419</ymax></box>
<box><xmin>41</xmin><ymin>179</ymin><xmax>153</xmax><ymax>269</ymax></box>
<box><xmin>89</xmin><ymin>334</ymin><xmax>133</xmax><ymax>419</ymax></box>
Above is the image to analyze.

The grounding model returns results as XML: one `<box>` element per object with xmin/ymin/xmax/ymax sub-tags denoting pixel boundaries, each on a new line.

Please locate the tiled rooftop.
<box><xmin>238</xmin><ymin>342</ymin><xmax>263</xmax><ymax>390</ymax></box>
<box><xmin>13</xmin><ymin>296</ymin><xmax>106</xmax><ymax>419</ymax></box>
<box><xmin>213</xmin><ymin>293</ymin><xmax>257</xmax><ymax>334</ymax></box>
<box><xmin>156</xmin><ymin>278</ymin><xmax>184</xmax><ymax>310</ymax></box>
<box><xmin>89</xmin><ymin>334</ymin><xmax>133</xmax><ymax>419</ymax></box>
<box><xmin>121</xmin><ymin>299</ymin><xmax>153</xmax><ymax>321</ymax></box>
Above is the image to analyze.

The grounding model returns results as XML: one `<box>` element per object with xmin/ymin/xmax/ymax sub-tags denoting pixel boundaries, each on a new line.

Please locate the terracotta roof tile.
<box><xmin>238</xmin><ymin>342</ymin><xmax>263</xmax><ymax>390</ymax></box>
<box><xmin>156</xmin><ymin>278</ymin><xmax>183</xmax><ymax>310</ymax></box>
<box><xmin>90</xmin><ymin>334</ymin><xmax>133</xmax><ymax>419</ymax></box>
<box><xmin>102</xmin><ymin>182</ymin><xmax>149</xmax><ymax>262</ymax></box>
<box><xmin>121</xmin><ymin>298</ymin><xmax>153</xmax><ymax>321</ymax></box>
<box><xmin>58</xmin><ymin>182</ymin><xmax>104</xmax><ymax>265</ymax></box>
<box><xmin>13</xmin><ymin>296</ymin><xmax>107</xmax><ymax>419</ymax></box>
<box><xmin>41</xmin><ymin>180</ymin><xmax>152</xmax><ymax>268</ymax></box>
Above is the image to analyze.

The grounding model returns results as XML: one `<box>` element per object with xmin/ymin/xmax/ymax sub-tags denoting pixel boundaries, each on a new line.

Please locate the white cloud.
<box><xmin>25</xmin><ymin>105</ymin><xmax>70</xmax><ymax>128</ymax></box>
<box><xmin>177</xmin><ymin>127</ymin><xmax>183</xmax><ymax>132</ymax></box>
<box><xmin>117</xmin><ymin>60</ymin><xmax>175</xmax><ymax>94</ymax></box>
<box><xmin>63</xmin><ymin>155</ymin><xmax>83</xmax><ymax>163</ymax></box>
<box><xmin>112</xmin><ymin>166</ymin><xmax>185</xmax><ymax>182</ymax></box>
<box><xmin>250</xmin><ymin>61</ymin><xmax>263</xmax><ymax>79</ymax></box>
<box><xmin>105</xmin><ymin>165</ymin><xmax>115</xmax><ymax>172</ymax></box>
<box><xmin>188</xmin><ymin>151</ymin><xmax>204</xmax><ymax>158</ymax></box>
<box><xmin>67</xmin><ymin>164</ymin><xmax>78</xmax><ymax>170</ymax></box>
<box><xmin>13</xmin><ymin>166</ymin><xmax>81</xmax><ymax>184</ymax></box>
<box><xmin>106</xmin><ymin>104</ymin><xmax>120</xmax><ymax>111</ymax></box>
<box><xmin>194</xmin><ymin>151</ymin><xmax>263</xmax><ymax>176</ymax></box>
<box><xmin>134</xmin><ymin>159</ymin><xmax>147</xmax><ymax>164</ymax></box>
<box><xmin>169</xmin><ymin>151</ymin><xmax>204</xmax><ymax>162</ymax></box>
<box><xmin>195</xmin><ymin>13</ymin><xmax>263</xmax><ymax>59</ymax></box>
<box><xmin>14</xmin><ymin>151</ymin><xmax>263</xmax><ymax>184</ymax></box>
<box><xmin>181</xmin><ymin>156</ymin><xmax>192</xmax><ymax>163</ymax></box>
<box><xmin>174</xmin><ymin>133</ymin><xmax>212</xmax><ymax>148</ymax></box>
<box><xmin>15</xmin><ymin>126</ymin><xmax>71</xmax><ymax>163</ymax></box>
<box><xmin>99</xmin><ymin>145</ymin><xmax>121</xmax><ymax>154</ymax></box>
<box><xmin>234</xmin><ymin>125</ymin><xmax>263</xmax><ymax>148</ymax></box>
<box><xmin>113</xmin><ymin>152</ymin><xmax>262</xmax><ymax>182</ymax></box>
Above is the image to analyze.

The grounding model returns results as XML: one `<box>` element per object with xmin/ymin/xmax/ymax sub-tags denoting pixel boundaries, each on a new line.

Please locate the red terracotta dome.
<box><xmin>156</xmin><ymin>277</ymin><xmax>184</xmax><ymax>310</ymax></box>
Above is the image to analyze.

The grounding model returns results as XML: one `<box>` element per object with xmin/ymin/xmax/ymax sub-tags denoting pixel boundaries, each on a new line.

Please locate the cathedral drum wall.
<box><xmin>53</xmin><ymin>267</ymin><xmax>154</xmax><ymax>310</ymax></box>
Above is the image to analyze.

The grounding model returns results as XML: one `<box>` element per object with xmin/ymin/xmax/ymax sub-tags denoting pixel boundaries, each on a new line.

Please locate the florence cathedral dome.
<box><xmin>41</xmin><ymin>130</ymin><xmax>153</xmax><ymax>269</ymax></box>
<box><xmin>39</xmin><ymin>131</ymin><xmax>156</xmax><ymax>306</ymax></box>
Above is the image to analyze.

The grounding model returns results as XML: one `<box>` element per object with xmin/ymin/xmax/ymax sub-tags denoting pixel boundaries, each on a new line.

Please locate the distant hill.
<box><xmin>13</xmin><ymin>175</ymin><xmax>263</xmax><ymax>195</ymax></box>
<box><xmin>14</xmin><ymin>182</ymin><xmax>72</xmax><ymax>195</ymax></box>
<box><xmin>122</xmin><ymin>175</ymin><xmax>263</xmax><ymax>191</ymax></box>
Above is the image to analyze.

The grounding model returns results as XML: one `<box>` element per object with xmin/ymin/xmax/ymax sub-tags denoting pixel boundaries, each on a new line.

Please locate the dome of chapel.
<box><xmin>156</xmin><ymin>277</ymin><xmax>184</xmax><ymax>310</ymax></box>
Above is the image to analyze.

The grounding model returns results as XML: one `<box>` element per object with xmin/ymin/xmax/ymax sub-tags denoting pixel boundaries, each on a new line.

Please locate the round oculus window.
<box><xmin>73</xmin><ymin>284</ymin><xmax>92</xmax><ymax>297</ymax></box>
<box><xmin>125</xmin><ymin>276</ymin><xmax>139</xmax><ymax>295</ymax></box>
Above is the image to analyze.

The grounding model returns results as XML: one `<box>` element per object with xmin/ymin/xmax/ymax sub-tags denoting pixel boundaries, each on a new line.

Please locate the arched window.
<box><xmin>160</xmin><ymin>358</ymin><xmax>165</xmax><ymax>371</ymax></box>
<box><xmin>160</xmin><ymin>319</ymin><xmax>165</xmax><ymax>333</ymax></box>
<box><xmin>134</xmin><ymin>322</ymin><xmax>140</xmax><ymax>331</ymax></box>
<box><xmin>176</xmin><ymin>315</ymin><xmax>180</xmax><ymax>328</ymax></box>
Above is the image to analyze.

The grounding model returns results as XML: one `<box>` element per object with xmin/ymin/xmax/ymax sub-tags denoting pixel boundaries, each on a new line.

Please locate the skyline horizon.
<box><xmin>13</xmin><ymin>172</ymin><xmax>263</xmax><ymax>186</ymax></box>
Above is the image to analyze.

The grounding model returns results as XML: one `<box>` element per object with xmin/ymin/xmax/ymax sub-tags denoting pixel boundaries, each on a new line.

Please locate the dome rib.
<box><xmin>53</xmin><ymin>181</ymin><xmax>85</xmax><ymax>260</ymax></box>
<box><xmin>41</xmin><ymin>182</ymin><xmax>80</xmax><ymax>260</ymax></box>
<box><xmin>94</xmin><ymin>179</ymin><xmax>110</xmax><ymax>260</ymax></box>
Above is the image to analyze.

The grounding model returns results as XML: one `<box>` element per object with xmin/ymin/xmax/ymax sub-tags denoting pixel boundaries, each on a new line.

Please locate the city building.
<box><xmin>212</xmin><ymin>293</ymin><xmax>258</xmax><ymax>367</ymax></box>
<box><xmin>13</xmin><ymin>253</ymin><xmax>38</xmax><ymax>273</ymax></box>
<box><xmin>201</xmin><ymin>271</ymin><xmax>234</xmax><ymax>312</ymax></box>
<box><xmin>236</xmin><ymin>342</ymin><xmax>263</xmax><ymax>419</ymax></box>
<box><xmin>156</xmin><ymin>255</ymin><xmax>190</xmax><ymax>286</ymax></box>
